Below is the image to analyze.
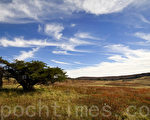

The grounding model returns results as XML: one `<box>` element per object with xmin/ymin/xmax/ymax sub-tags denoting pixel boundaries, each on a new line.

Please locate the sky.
<box><xmin>0</xmin><ymin>0</ymin><xmax>150</xmax><ymax>78</ymax></box>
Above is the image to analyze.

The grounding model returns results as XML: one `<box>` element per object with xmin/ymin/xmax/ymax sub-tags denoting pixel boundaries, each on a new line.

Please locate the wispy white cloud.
<box><xmin>15</xmin><ymin>47</ymin><xmax>39</xmax><ymax>60</ymax></box>
<box><xmin>0</xmin><ymin>0</ymin><xmax>73</xmax><ymax>23</ymax></box>
<box><xmin>0</xmin><ymin>36</ymin><xmax>93</xmax><ymax>53</ymax></box>
<box><xmin>134</xmin><ymin>32</ymin><xmax>150</xmax><ymax>42</ymax></box>
<box><xmin>138</xmin><ymin>15</ymin><xmax>150</xmax><ymax>24</ymax></box>
<box><xmin>108</xmin><ymin>55</ymin><xmax>127</xmax><ymax>62</ymax></box>
<box><xmin>0</xmin><ymin>0</ymin><xmax>147</xmax><ymax>23</ymax></box>
<box><xmin>51</xmin><ymin>60</ymin><xmax>70</xmax><ymax>65</ymax></box>
<box><xmin>74</xmin><ymin>61</ymin><xmax>82</xmax><ymax>64</ymax></box>
<box><xmin>65</xmin><ymin>0</ymin><xmax>136</xmax><ymax>15</ymax></box>
<box><xmin>52</xmin><ymin>51</ymin><xmax>72</xmax><ymax>55</ymax></box>
<box><xmin>38</xmin><ymin>25</ymin><xmax>42</xmax><ymax>32</ymax></box>
<box><xmin>75</xmin><ymin>32</ymin><xmax>99</xmax><ymax>40</ymax></box>
<box><xmin>70</xmin><ymin>23</ymin><xmax>76</xmax><ymax>27</ymax></box>
<box><xmin>36</xmin><ymin>25</ymin><xmax>93</xmax><ymax>52</ymax></box>
<box><xmin>67</xmin><ymin>44</ymin><xmax>150</xmax><ymax>78</ymax></box>
<box><xmin>69</xmin><ymin>37</ymin><xmax>91</xmax><ymax>45</ymax></box>
<box><xmin>0</xmin><ymin>37</ymin><xmax>58</xmax><ymax>47</ymax></box>
<box><xmin>45</xmin><ymin>23</ymin><xmax>64</xmax><ymax>40</ymax></box>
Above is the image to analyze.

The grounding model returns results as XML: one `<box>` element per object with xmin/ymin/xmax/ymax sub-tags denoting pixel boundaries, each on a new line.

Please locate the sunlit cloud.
<box><xmin>14</xmin><ymin>47</ymin><xmax>39</xmax><ymax>60</ymax></box>
<box><xmin>67</xmin><ymin>44</ymin><xmax>150</xmax><ymax>78</ymax></box>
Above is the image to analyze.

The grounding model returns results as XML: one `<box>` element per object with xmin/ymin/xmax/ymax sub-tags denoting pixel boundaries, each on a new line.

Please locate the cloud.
<box><xmin>0</xmin><ymin>37</ymin><xmax>58</xmax><ymax>47</ymax></box>
<box><xmin>67</xmin><ymin>44</ymin><xmax>150</xmax><ymax>78</ymax></box>
<box><xmin>51</xmin><ymin>60</ymin><xmax>70</xmax><ymax>65</ymax></box>
<box><xmin>0</xmin><ymin>0</ymin><xmax>74</xmax><ymax>23</ymax></box>
<box><xmin>38</xmin><ymin>25</ymin><xmax>42</xmax><ymax>32</ymax></box>
<box><xmin>52</xmin><ymin>51</ymin><xmax>72</xmax><ymax>55</ymax></box>
<box><xmin>134</xmin><ymin>32</ymin><xmax>150</xmax><ymax>42</ymax></box>
<box><xmin>138</xmin><ymin>15</ymin><xmax>150</xmax><ymax>24</ymax></box>
<box><xmin>15</xmin><ymin>47</ymin><xmax>39</xmax><ymax>60</ymax></box>
<box><xmin>75</xmin><ymin>32</ymin><xmax>99</xmax><ymax>40</ymax></box>
<box><xmin>108</xmin><ymin>55</ymin><xmax>127</xmax><ymax>62</ymax></box>
<box><xmin>69</xmin><ymin>37</ymin><xmax>91</xmax><ymax>45</ymax></box>
<box><xmin>45</xmin><ymin>23</ymin><xmax>64</xmax><ymax>40</ymax></box>
<box><xmin>71</xmin><ymin>23</ymin><xmax>76</xmax><ymax>27</ymax></box>
<box><xmin>0</xmin><ymin>0</ymin><xmax>147</xmax><ymax>23</ymax></box>
<box><xmin>65</xmin><ymin>0</ymin><xmax>135</xmax><ymax>15</ymax></box>
<box><xmin>36</xmin><ymin>25</ymin><xmax>93</xmax><ymax>52</ymax></box>
<box><xmin>0</xmin><ymin>36</ymin><xmax>92</xmax><ymax>52</ymax></box>
<box><xmin>74</xmin><ymin>61</ymin><xmax>82</xmax><ymax>64</ymax></box>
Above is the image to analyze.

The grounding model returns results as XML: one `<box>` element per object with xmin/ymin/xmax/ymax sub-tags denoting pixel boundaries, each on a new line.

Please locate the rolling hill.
<box><xmin>76</xmin><ymin>72</ymin><xmax>150</xmax><ymax>81</ymax></box>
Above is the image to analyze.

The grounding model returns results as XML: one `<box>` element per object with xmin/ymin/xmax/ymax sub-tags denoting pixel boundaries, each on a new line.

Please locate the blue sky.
<box><xmin>0</xmin><ymin>0</ymin><xmax>150</xmax><ymax>78</ymax></box>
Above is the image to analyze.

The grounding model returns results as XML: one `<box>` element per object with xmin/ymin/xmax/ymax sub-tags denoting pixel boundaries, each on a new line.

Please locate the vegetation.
<box><xmin>1</xmin><ymin>79</ymin><xmax>150</xmax><ymax>120</ymax></box>
<box><xmin>1</xmin><ymin>57</ymin><xmax>150</xmax><ymax>119</ymax></box>
<box><xmin>0</xmin><ymin>57</ymin><xmax>67</xmax><ymax>91</ymax></box>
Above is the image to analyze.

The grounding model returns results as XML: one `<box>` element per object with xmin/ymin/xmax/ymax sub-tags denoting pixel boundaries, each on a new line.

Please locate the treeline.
<box><xmin>0</xmin><ymin>57</ymin><xmax>67</xmax><ymax>91</ymax></box>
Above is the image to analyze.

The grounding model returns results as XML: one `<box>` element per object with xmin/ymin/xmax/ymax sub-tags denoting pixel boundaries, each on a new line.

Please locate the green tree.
<box><xmin>8</xmin><ymin>60</ymin><xmax>47</xmax><ymax>91</ymax></box>
<box><xmin>43</xmin><ymin>67</ymin><xmax>67</xmax><ymax>84</ymax></box>
<box><xmin>0</xmin><ymin>57</ymin><xmax>67</xmax><ymax>91</ymax></box>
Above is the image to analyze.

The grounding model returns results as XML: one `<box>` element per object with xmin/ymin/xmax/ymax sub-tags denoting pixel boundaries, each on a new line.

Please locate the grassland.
<box><xmin>1</xmin><ymin>77</ymin><xmax>150</xmax><ymax>120</ymax></box>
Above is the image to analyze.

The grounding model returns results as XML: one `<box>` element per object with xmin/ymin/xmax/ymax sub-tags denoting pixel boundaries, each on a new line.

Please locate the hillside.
<box><xmin>76</xmin><ymin>72</ymin><xmax>150</xmax><ymax>81</ymax></box>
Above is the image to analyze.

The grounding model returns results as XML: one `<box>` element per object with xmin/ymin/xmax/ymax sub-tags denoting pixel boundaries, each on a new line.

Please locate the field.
<box><xmin>1</xmin><ymin>77</ymin><xmax>150</xmax><ymax>120</ymax></box>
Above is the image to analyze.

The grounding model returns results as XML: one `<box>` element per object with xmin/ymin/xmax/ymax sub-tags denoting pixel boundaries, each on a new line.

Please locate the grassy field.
<box><xmin>1</xmin><ymin>77</ymin><xmax>150</xmax><ymax>120</ymax></box>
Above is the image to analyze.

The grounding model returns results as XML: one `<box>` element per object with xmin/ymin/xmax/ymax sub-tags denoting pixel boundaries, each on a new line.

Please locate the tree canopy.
<box><xmin>0</xmin><ymin>57</ymin><xmax>67</xmax><ymax>91</ymax></box>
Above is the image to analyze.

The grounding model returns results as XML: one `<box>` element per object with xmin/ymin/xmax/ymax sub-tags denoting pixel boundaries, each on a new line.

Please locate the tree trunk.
<box><xmin>16</xmin><ymin>78</ymin><xmax>35</xmax><ymax>91</ymax></box>
<box><xmin>22</xmin><ymin>85</ymin><xmax>34</xmax><ymax>91</ymax></box>
<box><xmin>0</xmin><ymin>77</ymin><xmax>2</xmax><ymax>89</ymax></box>
<box><xmin>0</xmin><ymin>71</ymin><xmax>3</xmax><ymax>89</ymax></box>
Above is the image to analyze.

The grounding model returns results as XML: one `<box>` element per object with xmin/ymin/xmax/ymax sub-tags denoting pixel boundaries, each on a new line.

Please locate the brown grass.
<box><xmin>0</xmin><ymin>77</ymin><xmax>150</xmax><ymax>120</ymax></box>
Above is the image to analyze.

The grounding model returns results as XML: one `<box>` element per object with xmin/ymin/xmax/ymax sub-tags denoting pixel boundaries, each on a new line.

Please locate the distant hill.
<box><xmin>75</xmin><ymin>73</ymin><xmax>150</xmax><ymax>81</ymax></box>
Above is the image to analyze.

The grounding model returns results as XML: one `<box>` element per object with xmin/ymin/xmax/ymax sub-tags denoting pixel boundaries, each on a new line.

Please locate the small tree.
<box><xmin>0</xmin><ymin>57</ymin><xmax>67</xmax><ymax>91</ymax></box>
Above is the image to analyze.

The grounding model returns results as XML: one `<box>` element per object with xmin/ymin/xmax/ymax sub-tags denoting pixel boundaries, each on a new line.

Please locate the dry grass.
<box><xmin>0</xmin><ymin>77</ymin><xmax>150</xmax><ymax>120</ymax></box>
